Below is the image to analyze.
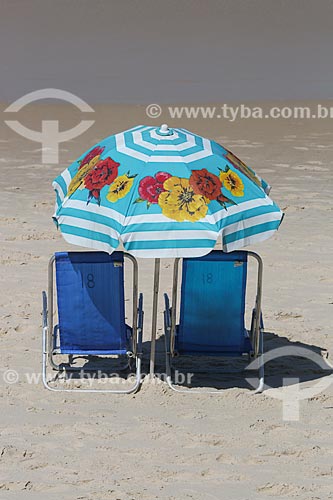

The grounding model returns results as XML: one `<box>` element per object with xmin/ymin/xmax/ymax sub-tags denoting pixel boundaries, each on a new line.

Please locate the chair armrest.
<box><xmin>42</xmin><ymin>291</ymin><xmax>48</xmax><ymax>328</ymax></box>
<box><xmin>137</xmin><ymin>293</ymin><xmax>144</xmax><ymax>352</ymax></box>
<box><xmin>164</xmin><ymin>293</ymin><xmax>171</xmax><ymax>329</ymax></box>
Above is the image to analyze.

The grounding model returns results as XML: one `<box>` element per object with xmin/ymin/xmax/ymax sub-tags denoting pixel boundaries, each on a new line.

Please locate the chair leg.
<box><xmin>165</xmin><ymin>329</ymin><xmax>174</xmax><ymax>391</ymax></box>
<box><xmin>42</xmin><ymin>326</ymin><xmax>51</xmax><ymax>391</ymax></box>
<box><xmin>48</xmin><ymin>326</ymin><xmax>63</xmax><ymax>371</ymax></box>
<box><xmin>254</xmin><ymin>328</ymin><xmax>265</xmax><ymax>394</ymax></box>
<box><xmin>130</xmin><ymin>355</ymin><xmax>142</xmax><ymax>393</ymax></box>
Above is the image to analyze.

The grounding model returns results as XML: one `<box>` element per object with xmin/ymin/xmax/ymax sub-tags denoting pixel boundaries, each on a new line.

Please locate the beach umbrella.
<box><xmin>53</xmin><ymin>124</ymin><xmax>283</xmax><ymax>374</ymax></box>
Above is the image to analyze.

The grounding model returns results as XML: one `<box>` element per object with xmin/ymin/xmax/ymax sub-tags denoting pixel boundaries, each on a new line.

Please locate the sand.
<box><xmin>0</xmin><ymin>102</ymin><xmax>333</xmax><ymax>499</ymax></box>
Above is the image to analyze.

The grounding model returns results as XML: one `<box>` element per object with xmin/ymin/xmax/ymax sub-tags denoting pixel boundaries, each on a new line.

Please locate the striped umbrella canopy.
<box><xmin>53</xmin><ymin>123</ymin><xmax>283</xmax><ymax>376</ymax></box>
<box><xmin>53</xmin><ymin>124</ymin><xmax>283</xmax><ymax>257</ymax></box>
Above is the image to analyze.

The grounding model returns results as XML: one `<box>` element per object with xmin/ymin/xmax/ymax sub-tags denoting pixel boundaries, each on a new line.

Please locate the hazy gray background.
<box><xmin>1</xmin><ymin>0</ymin><xmax>332</xmax><ymax>103</ymax></box>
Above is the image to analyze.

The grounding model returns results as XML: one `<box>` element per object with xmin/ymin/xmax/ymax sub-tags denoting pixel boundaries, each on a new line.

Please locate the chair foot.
<box><xmin>253</xmin><ymin>357</ymin><xmax>265</xmax><ymax>394</ymax></box>
<box><xmin>253</xmin><ymin>376</ymin><xmax>265</xmax><ymax>394</ymax></box>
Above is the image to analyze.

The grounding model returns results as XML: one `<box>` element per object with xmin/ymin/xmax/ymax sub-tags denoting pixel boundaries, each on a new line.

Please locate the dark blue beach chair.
<box><xmin>163</xmin><ymin>250</ymin><xmax>264</xmax><ymax>393</ymax></box>
<box><xmin>42</xmin><ymin>251</ymin><xmax>143</xmax><ymax>393</ymax></box>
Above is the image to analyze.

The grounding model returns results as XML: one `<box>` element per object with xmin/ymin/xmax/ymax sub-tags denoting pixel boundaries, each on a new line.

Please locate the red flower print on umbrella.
<box><xmin>84</xmin><ymin>157</ymin><xmax>120</xmax><ymax>205</ymax></box>
<box><xmin>189</xmin><ymin>168</ymin><xmax>236</xmax><ymax>209</ymax></box>
<box><xmin>189</xmin><ymin>168</ymin><xmax>222</xmax><ymax>200</ymax></box>
<box><xmin>136</xmin><ymin>171</ymin><xmax>172</xmax><ymax>207</ymax></box>
<box><xmin>79</xmin><ymin>146</ymin><xmax>105</xmax><ymax>170</ymax></box>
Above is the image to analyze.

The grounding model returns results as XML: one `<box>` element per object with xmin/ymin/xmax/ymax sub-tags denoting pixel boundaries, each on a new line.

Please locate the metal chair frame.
<box><xmin>164</xmin><ymin>251</ymin><xmax>264</xmax><ymax>393</ymax></box>
<box><xmin>42</xmin><ymin>252</ymin><xmax>143</xmax><ymax>393</ymax></box>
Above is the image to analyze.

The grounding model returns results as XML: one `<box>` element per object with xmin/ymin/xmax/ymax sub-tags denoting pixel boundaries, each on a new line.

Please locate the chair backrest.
<box><xmin>55</xmin><ymin>251</ymin><xmax>128</xmax><ymax>354</ymax></box>
<box><xmin>176</xmin><ymin>250</ymin><xmax>250</xmax><ymax>355</ymax></box>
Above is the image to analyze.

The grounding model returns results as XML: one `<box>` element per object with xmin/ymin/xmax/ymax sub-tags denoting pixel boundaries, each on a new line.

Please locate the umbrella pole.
<box><xmin>149</xmin><ymin>258</ymin><xmax>160</xmax><ymax>378</ymax></box>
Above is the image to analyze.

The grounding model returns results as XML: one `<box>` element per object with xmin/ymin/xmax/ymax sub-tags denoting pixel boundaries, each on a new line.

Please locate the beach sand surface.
<box><xmin>0</xmin><ymin>102</ymin><xmax>333</xmax><ymax>499</ymax></box>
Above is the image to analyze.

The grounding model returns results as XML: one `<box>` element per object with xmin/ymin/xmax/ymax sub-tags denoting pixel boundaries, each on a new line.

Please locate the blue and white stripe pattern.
<box><xmin>53</xmin><ymin>125</ymin><xmax>283</xmax><ymax>257</ymax></box>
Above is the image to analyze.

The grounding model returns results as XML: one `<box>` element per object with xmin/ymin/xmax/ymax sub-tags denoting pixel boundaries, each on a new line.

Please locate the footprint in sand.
<box><xmin>1</xmin><ymin>446</ymin><xmax>34</xmax><ymax>460</ymax></box>
<box><xmin>257</xmin><ymin>483</ymin><xmax>308</xmax><ymax>496</ymax></box>
<box><xmin>228</xmin><ymin>143</ymin><xmax>263</xmax><ymax>148</ymax></box>
<box><xmin>275</xmin><ymin>311</ymin><xmax>303</xmax><ymax>320</ymax></box>
<box><xmin>293</xmin><ymin>165</ymin><xmax>329</xmax><ymax>171</ymax></box>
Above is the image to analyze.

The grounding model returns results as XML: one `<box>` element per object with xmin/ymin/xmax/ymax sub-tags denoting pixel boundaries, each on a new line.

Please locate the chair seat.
<box><xmin>54</xmin><ymin>324</ymin><xmax>133</xmax><ymax>355</ymax></box>
<box><xmin>174</xmin><ymin>326</ymin><xmax>253</xmax><ymax>356</ymax></box>
<box><xmin>55</xmin><ymin>251</ymin><xmax>130</xmax><ymax>355</ymax></box>
<box><xmin>57</xmin><ymin>348</ymin><xmax>130</xmax><ymax>355</ymax></box>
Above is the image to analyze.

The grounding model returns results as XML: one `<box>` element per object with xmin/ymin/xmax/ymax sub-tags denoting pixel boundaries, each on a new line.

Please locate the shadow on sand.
<box><xmin>46</xmin><ymin>331</ymin><xmax>332</xmax><ymax>392</ymax></box>
<box><xmin>146</xmin><ymin>331</ymin><xmax>332</xmax><ymax>391</ymax></box>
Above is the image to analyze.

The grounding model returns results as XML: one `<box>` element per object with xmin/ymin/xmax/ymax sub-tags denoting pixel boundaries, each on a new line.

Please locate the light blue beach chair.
<box><xmin>163</xmin><ymin>250</ymin><xmax>264</xmax><ymax>393</ymax></box>
<box><xmin>42</xmin><ymin>251</ymin><xmax>143</xmax><ymax>393</ymax></box>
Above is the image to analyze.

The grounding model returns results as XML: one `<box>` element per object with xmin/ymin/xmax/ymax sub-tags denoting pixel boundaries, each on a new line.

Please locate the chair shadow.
<box><xmin>49</xmin><ymin>354</ymin><xmax>138</xmax><ymax>390</ymax></box>
<box><xmin>48</xmin><ymin>332</ymin><xmax>332</xmax><ymax>392</ymax></box>
<box><xmin>145</xmin><ymin>332</ymin><xmax>332</xmax><ymax>391</ymax></box>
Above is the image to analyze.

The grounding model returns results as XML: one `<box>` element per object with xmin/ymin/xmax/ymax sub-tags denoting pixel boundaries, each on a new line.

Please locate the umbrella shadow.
<box><xmin>146</xmin><ymin>332</ymin><xmax>332</xmax><ymax>391</ymax></box>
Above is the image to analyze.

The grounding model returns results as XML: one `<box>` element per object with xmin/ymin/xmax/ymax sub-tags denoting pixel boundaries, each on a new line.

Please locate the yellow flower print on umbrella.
<box><xmin>106</xmin><ymin>173</ymin><xmax>136</xmax><ymax>203</ymax></box>
<box><xmin>224</xmin><ymin>149</ymin><xmax>262</xmax><ymax>189</ymax></box>
<box><xmin>219</xmin><ymin>167</ymin><xmax>244</xmax><ymax>197</ymax></box>
<box><xmin>67</xmin><ymin>154</ymin><xmax>101</xmax><ymax>197</ymax></box>
<box><xmin>158</xmin><ymin>176</ymin><xmax>208</xmax><ymax>222</ymax></box>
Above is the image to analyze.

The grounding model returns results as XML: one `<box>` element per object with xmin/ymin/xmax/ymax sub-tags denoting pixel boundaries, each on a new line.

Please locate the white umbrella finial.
<box><xmin>158</xmin><ymin>123</ymin><xmax>172</xmax><ymax>135</ymax></box>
